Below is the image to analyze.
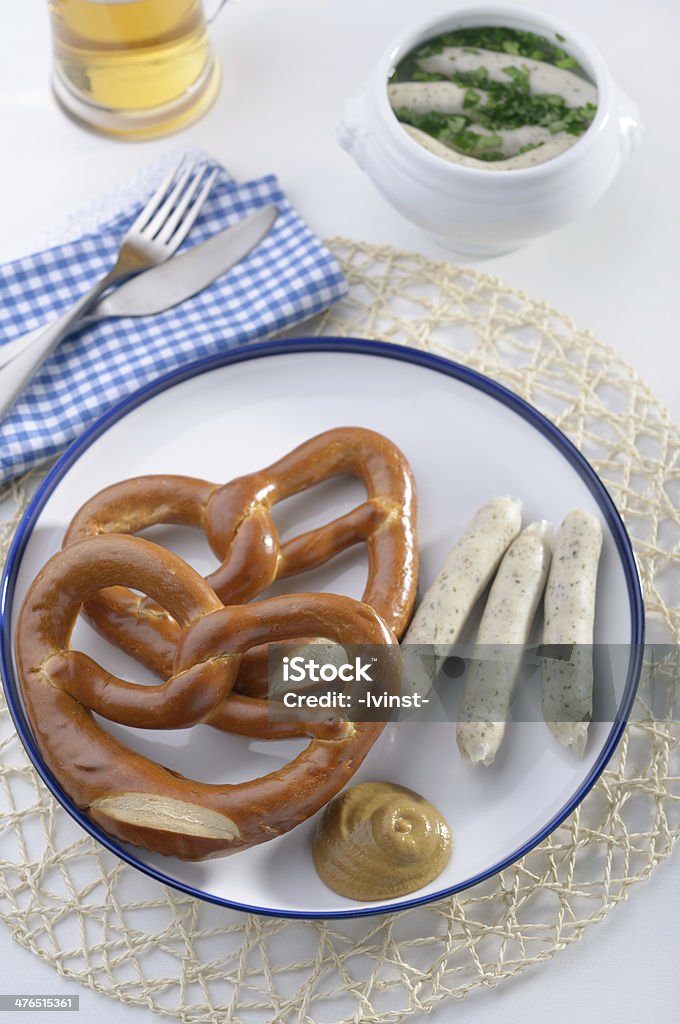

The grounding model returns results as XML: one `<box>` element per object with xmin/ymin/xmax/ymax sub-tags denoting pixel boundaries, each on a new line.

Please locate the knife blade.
<box><xmin>0</xmin><ymin>204</ymin><xmax>279</xmax><ymax>371</ymax></box>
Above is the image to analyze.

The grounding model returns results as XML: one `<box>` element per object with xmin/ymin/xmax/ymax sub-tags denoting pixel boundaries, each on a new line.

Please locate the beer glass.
<box><xmin>48</xmin><ymin>1</ymin><xmax>227</xmax><ymax>139</ymax></box>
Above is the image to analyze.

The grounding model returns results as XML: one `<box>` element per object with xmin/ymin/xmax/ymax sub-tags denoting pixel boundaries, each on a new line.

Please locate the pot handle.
<box><xmin>616</xmin><ymin>85</ymin><xmax>644</xmax><ymax>162</ymax></box>
<box><xmin>337</xmin><ymin>90</ymin><xmax>371</xmax><ymax>170</ymax></box>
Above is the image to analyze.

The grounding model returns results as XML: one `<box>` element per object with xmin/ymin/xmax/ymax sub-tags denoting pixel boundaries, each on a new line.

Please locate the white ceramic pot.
<box><xmin>338</xmin><ymin>4</ymin><xmax>643</xmax><ymax>256</ymax></box>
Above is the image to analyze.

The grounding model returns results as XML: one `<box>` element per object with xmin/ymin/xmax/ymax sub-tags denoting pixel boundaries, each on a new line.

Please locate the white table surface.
<box><xmin>0</xmin><ymin>0</ymin><xmax>677</xmax><ymax>1021</ymax></box>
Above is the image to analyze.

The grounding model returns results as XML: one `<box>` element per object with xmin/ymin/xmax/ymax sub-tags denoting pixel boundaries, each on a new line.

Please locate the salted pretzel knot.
<box><xmin>63</xmin><ymin>427</ymin><xmax>418</xmax><ymax>693</ymax></box>
<box><xmin>16</xmin><ymin>534</ymin><xmax>399</xmax><ymax>861</ymax></box>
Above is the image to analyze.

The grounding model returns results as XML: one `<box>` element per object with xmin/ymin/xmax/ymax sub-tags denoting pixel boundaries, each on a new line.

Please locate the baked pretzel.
<box><xmin>63</xmin><ymin>427</ymin><xmax>417</xmax><ymax>696</ymax></box>
<box><xmin>15</xmin><ymin>534</ymin><xmax>398</xmax><ymax>861</ymax></box>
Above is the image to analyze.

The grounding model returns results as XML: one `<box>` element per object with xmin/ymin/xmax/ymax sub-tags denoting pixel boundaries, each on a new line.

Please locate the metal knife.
<box><xmin>0</xmin><ymin>204</ymin><xmax>279</xmax><ymax>371</ymax></box>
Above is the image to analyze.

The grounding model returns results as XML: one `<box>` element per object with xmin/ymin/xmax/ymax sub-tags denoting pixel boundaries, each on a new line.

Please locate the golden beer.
<box><xmin>48</xmin><ymin>0</ymin><xmax>221</xmax><ymax>138</ymax></box>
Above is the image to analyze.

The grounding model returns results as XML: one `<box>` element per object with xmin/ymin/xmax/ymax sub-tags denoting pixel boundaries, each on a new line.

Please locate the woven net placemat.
<box><xmin>0</xmin><ymin>240</ymin><xmax>678</xmax><ymax>1023</ymax></box>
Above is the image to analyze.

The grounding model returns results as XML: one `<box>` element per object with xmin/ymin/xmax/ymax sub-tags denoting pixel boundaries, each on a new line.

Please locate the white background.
<box><xmin>0</xmin><ymin>0</ymin><xmax>678</xmax><ymax>1021</ymax></box>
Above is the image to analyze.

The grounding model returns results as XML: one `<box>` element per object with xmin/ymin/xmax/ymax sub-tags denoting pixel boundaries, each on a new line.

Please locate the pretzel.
<box><xmin>15</xmin><ymin>534</ymin><xmax>399</xmax><ymax>861</ymax></box>
<box><xmin>63</xmin><ymin>427</ymin><xmax>418</xmax><ymax>698</ymax></box>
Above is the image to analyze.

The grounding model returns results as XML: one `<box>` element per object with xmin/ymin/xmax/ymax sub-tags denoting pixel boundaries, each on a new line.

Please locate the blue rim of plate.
<box><xmin>0</xmin><ymin>336</ymin><xmax>645</xmax><ymax>920</ymax></box>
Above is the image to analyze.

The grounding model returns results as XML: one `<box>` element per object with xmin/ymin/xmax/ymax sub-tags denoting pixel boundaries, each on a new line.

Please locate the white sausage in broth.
<box><xmin>389</xmin><ymin>84</ymin><xmax>565</xmax><ymax>158</ymax></box>
<box><xmin>403</xmin><ymin>496</ymin><xmax>523</xmax><ymax>698</ymax></box>
<box><xmin>388</xmin><ymin>80</ymin><xmax>471</xmax><ymax>115</ymax></box>
<box><xmin>417</xmin><ymin>48</ymin><xmax>598</xmax><ymax>107</ymax></box>
<box><xmin>541</xmin><ymin>509</ymin><xmax>603</xmax><ymax>755</ymax></box>
<box><xmin>402</xmin><ymin>124</ymin><xmax>574</xmax><ymax>171</ymax></box>
<box><xmin>457</xmin><ymin>521</ymin><xmax>552</xmax><ymax>766</ymax></box>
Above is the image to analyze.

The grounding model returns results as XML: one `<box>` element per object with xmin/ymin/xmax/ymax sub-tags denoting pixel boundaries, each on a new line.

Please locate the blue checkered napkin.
<box><xmin>0</xmin><ymin>165</ymin><xmax>347</xmax><ymax>484</ymax></box>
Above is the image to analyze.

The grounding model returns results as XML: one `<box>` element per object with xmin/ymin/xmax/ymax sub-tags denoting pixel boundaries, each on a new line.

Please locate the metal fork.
<box><xmin>0</xmin><ymin>157</ymin><xmax>218</xmax><ymax>421</ymax></box>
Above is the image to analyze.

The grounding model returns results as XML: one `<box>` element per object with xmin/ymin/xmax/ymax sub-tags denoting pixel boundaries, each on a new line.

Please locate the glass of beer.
<box><xmin>48</xmin><ymin>1</ymin><xmax>225</xmax><ymax>139</ymax></box>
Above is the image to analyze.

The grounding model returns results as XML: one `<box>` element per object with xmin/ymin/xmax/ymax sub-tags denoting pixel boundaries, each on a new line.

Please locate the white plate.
<box><xmin>0</xmin><ymin>339</ymin><xmax>643</xmax><ymax>918</ymax></box>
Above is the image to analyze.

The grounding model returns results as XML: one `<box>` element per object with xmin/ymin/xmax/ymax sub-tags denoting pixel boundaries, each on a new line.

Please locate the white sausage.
<box><xmin>541</xmin><ymin>510</ymin><xmax>603</xmax><ymax>755</ymax></box>
<box><xmin>417</xmin><ymin>47</ymin><xmax>598</xmax><ymax>107</ymax></box>
<box><xmin>402</xmin><ymin>497</ymin><xmax>522</xmax><ymax>698</ymax></box>
<box><xmin>388</xmin><ymin>84</ymin><xmax>562</xmax><ymax>158</ymax></box>
<box><xmin>455</xmin><ymin>123</ymin><xmax>565</xmax><ymax>157</ymax></box>
<box><xmin>388</xmin><ymin>80</ymin><xmax>471</xmax><ymax>115</ymax></box>
<box><xmin>457</xmin><ymin>521</ymin><xmax>552</xmax><ymax>766</ymax></box>
<box><xmin>402</xmin><ymin>124</ymin><xmax>575</xmax><ymax>170</ymax></box>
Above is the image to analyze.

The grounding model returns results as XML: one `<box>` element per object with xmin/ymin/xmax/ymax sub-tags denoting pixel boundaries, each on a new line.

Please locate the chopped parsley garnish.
<box><xmin>389</xmin><ymin>24</ymin><xmax>596</xmax><ymax>162</ymax></box>
<box><xmin>410</xmin><ymin>68</ymin><xmax>448</xmax><ymax>83</ymax></box>
<box><xmin>502</xmin><ymin>65</ymin><xmax>531</xmax><ymax>92</ymax></box>
<box><xmin>463</xmin><ymin>87</ymin><xmax>482</xmax><ymax>109</ymax></box>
